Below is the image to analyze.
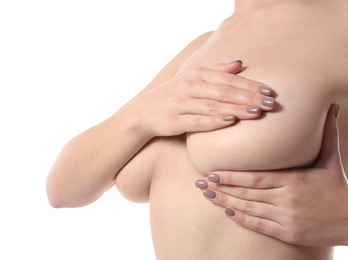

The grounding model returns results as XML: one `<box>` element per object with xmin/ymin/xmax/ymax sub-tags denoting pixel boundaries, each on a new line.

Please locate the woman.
<box><xmin>47</xmin><ymin>0</ymin><xmax>348</xmax><ymax>259</ymax></box>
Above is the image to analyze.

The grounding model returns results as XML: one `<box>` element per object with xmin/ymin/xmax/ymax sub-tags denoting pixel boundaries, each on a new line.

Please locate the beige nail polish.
<box><xmin>259</xmin><ymin>86</ymin><xmax>272</xmax><ymax>96</ymax></box>
<box><xmin>247</xmin><ymin>106</ymin><xmax>261</xmax><ymax>114</ymax></box>
<box><xmin>262</xmin><ymin>97</ymin><xmax>275</xmax><ymax>107</ymax></box>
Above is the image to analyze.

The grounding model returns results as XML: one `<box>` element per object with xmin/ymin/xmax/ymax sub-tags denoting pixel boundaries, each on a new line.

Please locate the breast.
<box><xmin>186</xmin><ymin>66</ymin><xmax>330</xmax><ymax>175</ymax></box>
<box><xmin>187</xmin><ymin>117</ymin><xmax>319</xmax><ymax>175</ymax></box>
<box><xmin>183</xmin><ymin>26</ymin><xmax>336</xmax><ymax>174</ymax></box>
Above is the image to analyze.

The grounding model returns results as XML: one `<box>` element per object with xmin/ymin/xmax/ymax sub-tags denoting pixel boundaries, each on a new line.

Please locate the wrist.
<box><xmin>113</xmin><ymin>102</ymin><xmax>155</xmax><ymax>142</ymax></box>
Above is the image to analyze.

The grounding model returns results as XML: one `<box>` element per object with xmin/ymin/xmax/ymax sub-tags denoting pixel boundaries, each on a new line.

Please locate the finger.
<box><xmin>195</xmin><ymin>178</ymin><xmax>222</xmax><ymax>191</ymax></box>
<box><xmin>213</xmin><ymin>185</ymin><xmax>278</xmax><ymax>205</ymax></box>
<box><xmin>315</xmin><ymin>104</ymin><xmax>341</xmax><ymax>169</ymax></box>
<box><xmin>203</xmin><ymin>189</ymin><xmax>277</xmax><ymax>219</ymax></box>
<box><xmin>209</xmin><ymin>61</ymin><xmax>243</xmax><ymax>75</ymax></box>
<box><xmin>178</xmin><ymin>114</ymin><xmax>237</xmax><ymax>132</ymax></box>
<box><xmin>225</xmin><ymin>208</ymin><xmax>289</xmax><ymax>242</ymax></box>
<box><xmin>188</xmin><ymin>81</ymin><xmax>276</xmax><ymax>111</ymax></box>
<box><xmin>178</xmin><ymin>97</ymin><xmax>264</xmax><ymax>119</ymax></box>
<box><xmin>207</xmin><ymin>171</ymin><xmax>286</xmax><ymax>188</ymax></box>
<box><xmin>200</xmin><ymin>68</ymin><xmax>274</xmax><ymax>97</ymax></box>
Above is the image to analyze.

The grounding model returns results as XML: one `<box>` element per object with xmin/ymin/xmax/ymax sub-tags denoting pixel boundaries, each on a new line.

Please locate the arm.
<box><xmin>45</xmin><ymin>32</ymin><xmax>212</xmax><ymax>208</ymax></box>
<box><xmin>197</xmin><ymin>105</ymin><xmax>348</xmax><ymax>246</ymax></box>
<box><xmin>46</xmin><ymin>31</ymin><xmax>276</xmax><ymax>208</ymax></box>
<box><xmin>46</xmin><ymin>34</ymin><xmax>209</xmax><ymax>207</ymax></box>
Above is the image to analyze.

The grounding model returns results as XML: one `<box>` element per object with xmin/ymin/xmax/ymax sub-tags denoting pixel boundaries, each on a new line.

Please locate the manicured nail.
<box><xmin>259</xmin><ymin>86</ymin><xmax>272</xmax><ymax>96</ymax></box>
<box><xmin>262</xmin><ymin>97</ymin><xmax>276</xmax><ymax>107</ymax></box>
<box><xmin>195</xmin><ymin>180</ymin><xmax>208</xmax><ymax>189</ymax></box>
<box><xmin>247</xmin><ymin>106</ymin><xmax>260</xmax><ymax>114</ymax></box>
<box><xmin>335</xmin><ymin>104</ymin><xmax>340</xmax><ymax>119</ymax></box>
<box><xmin>225</xmin><ymin>208</ymin><xmax>236</xmax><ymax>217</ymax></box>
<box><xmin>208</xmin><ymin>174</ymin><xmax>220</xmax><ymax>183</ymax></box>
<box><xmin>229</xmin><ymin>60</ymin><xmax>243</xmax><ymax>65</ymax></box>
<box><xmin>223</xmin><ymin>115</ymin><xmax>236</xmax><ymax>122</ymax></box>
<box><xmin>203</xmin><ymin>189</ymin><xmax>216</xmax><ymax>199</ymax></box>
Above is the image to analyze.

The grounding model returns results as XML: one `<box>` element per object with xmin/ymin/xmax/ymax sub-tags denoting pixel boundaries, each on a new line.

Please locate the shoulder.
<box><xmin>141</xmin><ymin>31</ymin><xmax>214</xmax><ymax>92</ymax></box>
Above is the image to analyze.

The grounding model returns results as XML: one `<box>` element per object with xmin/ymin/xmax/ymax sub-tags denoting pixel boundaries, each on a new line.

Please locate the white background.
<box><xmin>0</xmin><ymin>1</ymin><xmax>347</xmax><ymax>259</ymax></box>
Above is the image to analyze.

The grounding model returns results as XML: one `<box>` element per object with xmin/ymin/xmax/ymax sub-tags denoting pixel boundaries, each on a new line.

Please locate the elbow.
<box><xmin>46</xmin><ymin>176</ymin><xmax>73</xmax><ymax>208</ymax></box>
<box><xmin>46</xmin><ymin>181</ymin><xmax>66</xmax><ymax>208</ymax></box>
<box><xmin>46</xmin><ymin>191</ymin><xmax>66</xmax><ymax>209</ymax></box>
<box><xmin>46</xmin><ymin>177</ymin><xmax>99</xmax><ymax>208</ymax></box>
<box><xmin>47</xmin><ymin>196</ymin><xmax>64</xmax><ymax>209</ymax></box>
<box><xmin>46</xmin><ymin>189</ymin><xmax>79</xmax><ymax>208</ymax></box>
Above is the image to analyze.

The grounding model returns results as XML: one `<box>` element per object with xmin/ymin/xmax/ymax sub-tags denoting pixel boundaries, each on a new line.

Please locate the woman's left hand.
<box><xmin>195</xmin><ymin>105</ymin><xmax>348</xmax><ymax>247</ymax></box>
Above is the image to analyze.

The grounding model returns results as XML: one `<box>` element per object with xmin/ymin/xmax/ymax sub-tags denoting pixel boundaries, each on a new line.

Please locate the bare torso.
<box><xmin>116</xmin><ymin>1</ymin><xmax>348</xmax><ymax>259</ymax></box>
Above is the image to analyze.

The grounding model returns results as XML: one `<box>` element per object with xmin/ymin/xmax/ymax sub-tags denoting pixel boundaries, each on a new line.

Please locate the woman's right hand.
<box><xmin>130</xmin><ymin>61</ymin><xmax>276</xmax><ymax>137</ymax></box>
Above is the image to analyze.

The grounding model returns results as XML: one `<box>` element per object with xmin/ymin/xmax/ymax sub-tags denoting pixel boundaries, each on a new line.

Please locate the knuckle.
<box><xmin>191</xmin><ymin>116</ymin><xmax>220</xmax><ymax>130</ymax></box>
<box><xmin>248</xmin><ymin>80</ymin><xmax>260</xmax><ymax>92</ymax></box>
<box><xmin>237</xmin><ymin>187</ymin><xmax>249</xmax><ymax>198</ymax></box>
<box><xmin>236</xmin><ymin>213</ymin><xmax>247</xmax><ymax>225</ymax></box>
<box><xmin>243</xmin><ymin>201</ymin><xmax>257</xmax><ymax>214</ymax></box>
<box><xmin>225</xmin><ymin>73</ymin><xmax>238</xmax><ymax>86</ymax></box>
<box><xmin>220</xmin><ymin>85</ymin><xmax>236</xmax><ymax>99</ymax></box>
<box><xmin>216</xmin><ymin>193</ymin><xmax>229</xmax><ymax>206</ymax></box>
<box><xmin>246</xmin><ymin>80</ymin><xmax>254</xmax><ymax>91</ymax></box>
<box><xmin>205</xmin><ymin>100</ymin><xmax>219</xmax><ymax>114</ymax></box>
<box><xmin>249</xmin><ymin>174</ymin><xmax>266</xmax><ymax>188</ymax></box>
<box><xmin>192</xmin><ymin>116</ymin><xmax>203</xmax><ymax>127</ymax></box>
<box><xmin>249</xmin><ymin>93</ymin><xmax>260</xmax><ymax>105</ymax></box>
<box><xmin>254</xmin><ymin>220</ymin><xmax>267</xmax><ymax>233</ymax></box>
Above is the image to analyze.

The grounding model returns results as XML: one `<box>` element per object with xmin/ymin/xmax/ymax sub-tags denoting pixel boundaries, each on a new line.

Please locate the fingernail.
<box><xmin>195</xmin><ymin>180</ymin><xmax>208</xmax><ymax>189</ymax></box>
<box><xmin>262</xmin><ymin>97</ymin><xmax>276</xmax><ymax>107</ymax></box>
<box><xmin>223</xmin><ymin>115</ymin><xmax>236</xmax><ymax>122</ymax></box>
<box><xmin>259</xmin><ymin>86</ymin><xmax>272</xmax><ymax>96</ymax></box>
<box><xmin>225</xmin><ymin>208</ymin><xmax>236</xmax><ymax>217</ymax></box>
<box><xmin>203</xmin><ymin>189</ymin><xmax>216</xmax><ymax>199</ymax></box>
<box><xmin>335</xmin><ymin>104</ymin><xmax>340</xmax><ymax>119</ymax></box>
<box><xmin>208</xmin><ymin>174</ymin><xmax>220</xmax><ymax>183</ymax></box>
<box><xmin>247</xmin><ymin>106</ymin><xmax>261</xmax><ymax>114</ymax></box>
<box><xmin>229</xmin><ymin>60</ymin><xmax>243</xmax><ymax>65</ymax></box>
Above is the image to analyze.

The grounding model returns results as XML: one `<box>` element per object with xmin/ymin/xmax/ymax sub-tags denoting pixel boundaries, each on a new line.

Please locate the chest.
<box><xmin>180</xmin><ymin>15</ymin><xmax>348</xmax><ymax>95</ymax></box>
<box><xmin>184</xmin><ymin>17</ymin><xmax>348</xmax><ymax>174</ymax></box>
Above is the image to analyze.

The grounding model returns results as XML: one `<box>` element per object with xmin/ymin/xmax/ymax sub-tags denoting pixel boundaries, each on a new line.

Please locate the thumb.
<box><xmin>210</xmin><ymin>60</ymin><xmax>243</xmax><ymax>74</ymax></box>
<box><xmin>315</xmin><ymin>104</ymin><xmax>341</xmax><ymax>169</ymax></box>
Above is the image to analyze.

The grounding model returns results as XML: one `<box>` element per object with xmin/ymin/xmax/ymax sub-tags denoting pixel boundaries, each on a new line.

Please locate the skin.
<box><xmin>46</xmin><ymin>0</ymin><xmax>348</xmax><ymax>259</ymax></box>
<box><xmin>46</xmin><ymin>59</ymin><xmax>274</xmax><ymax>208</ymax></box>
<box><xmin>116</xmin><ymin>1</ymin><xmax>348</xmax><ymax>259</ymax></box>
<box><xmin>198</xmin><ymin>105</ymin><xmax>348</xmax><ymax>247</ymax></box>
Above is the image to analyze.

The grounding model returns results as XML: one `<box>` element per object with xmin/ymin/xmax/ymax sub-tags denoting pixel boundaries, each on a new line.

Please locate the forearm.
<box><xmin>46</xmin><ymin>57</ymin><xmax>276</xmax><ymax>208</ymax></box>
<box><xmin>46</xmin><ymin>105</ymin><xmax>153</xmax><ymax>208</ymax></box>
